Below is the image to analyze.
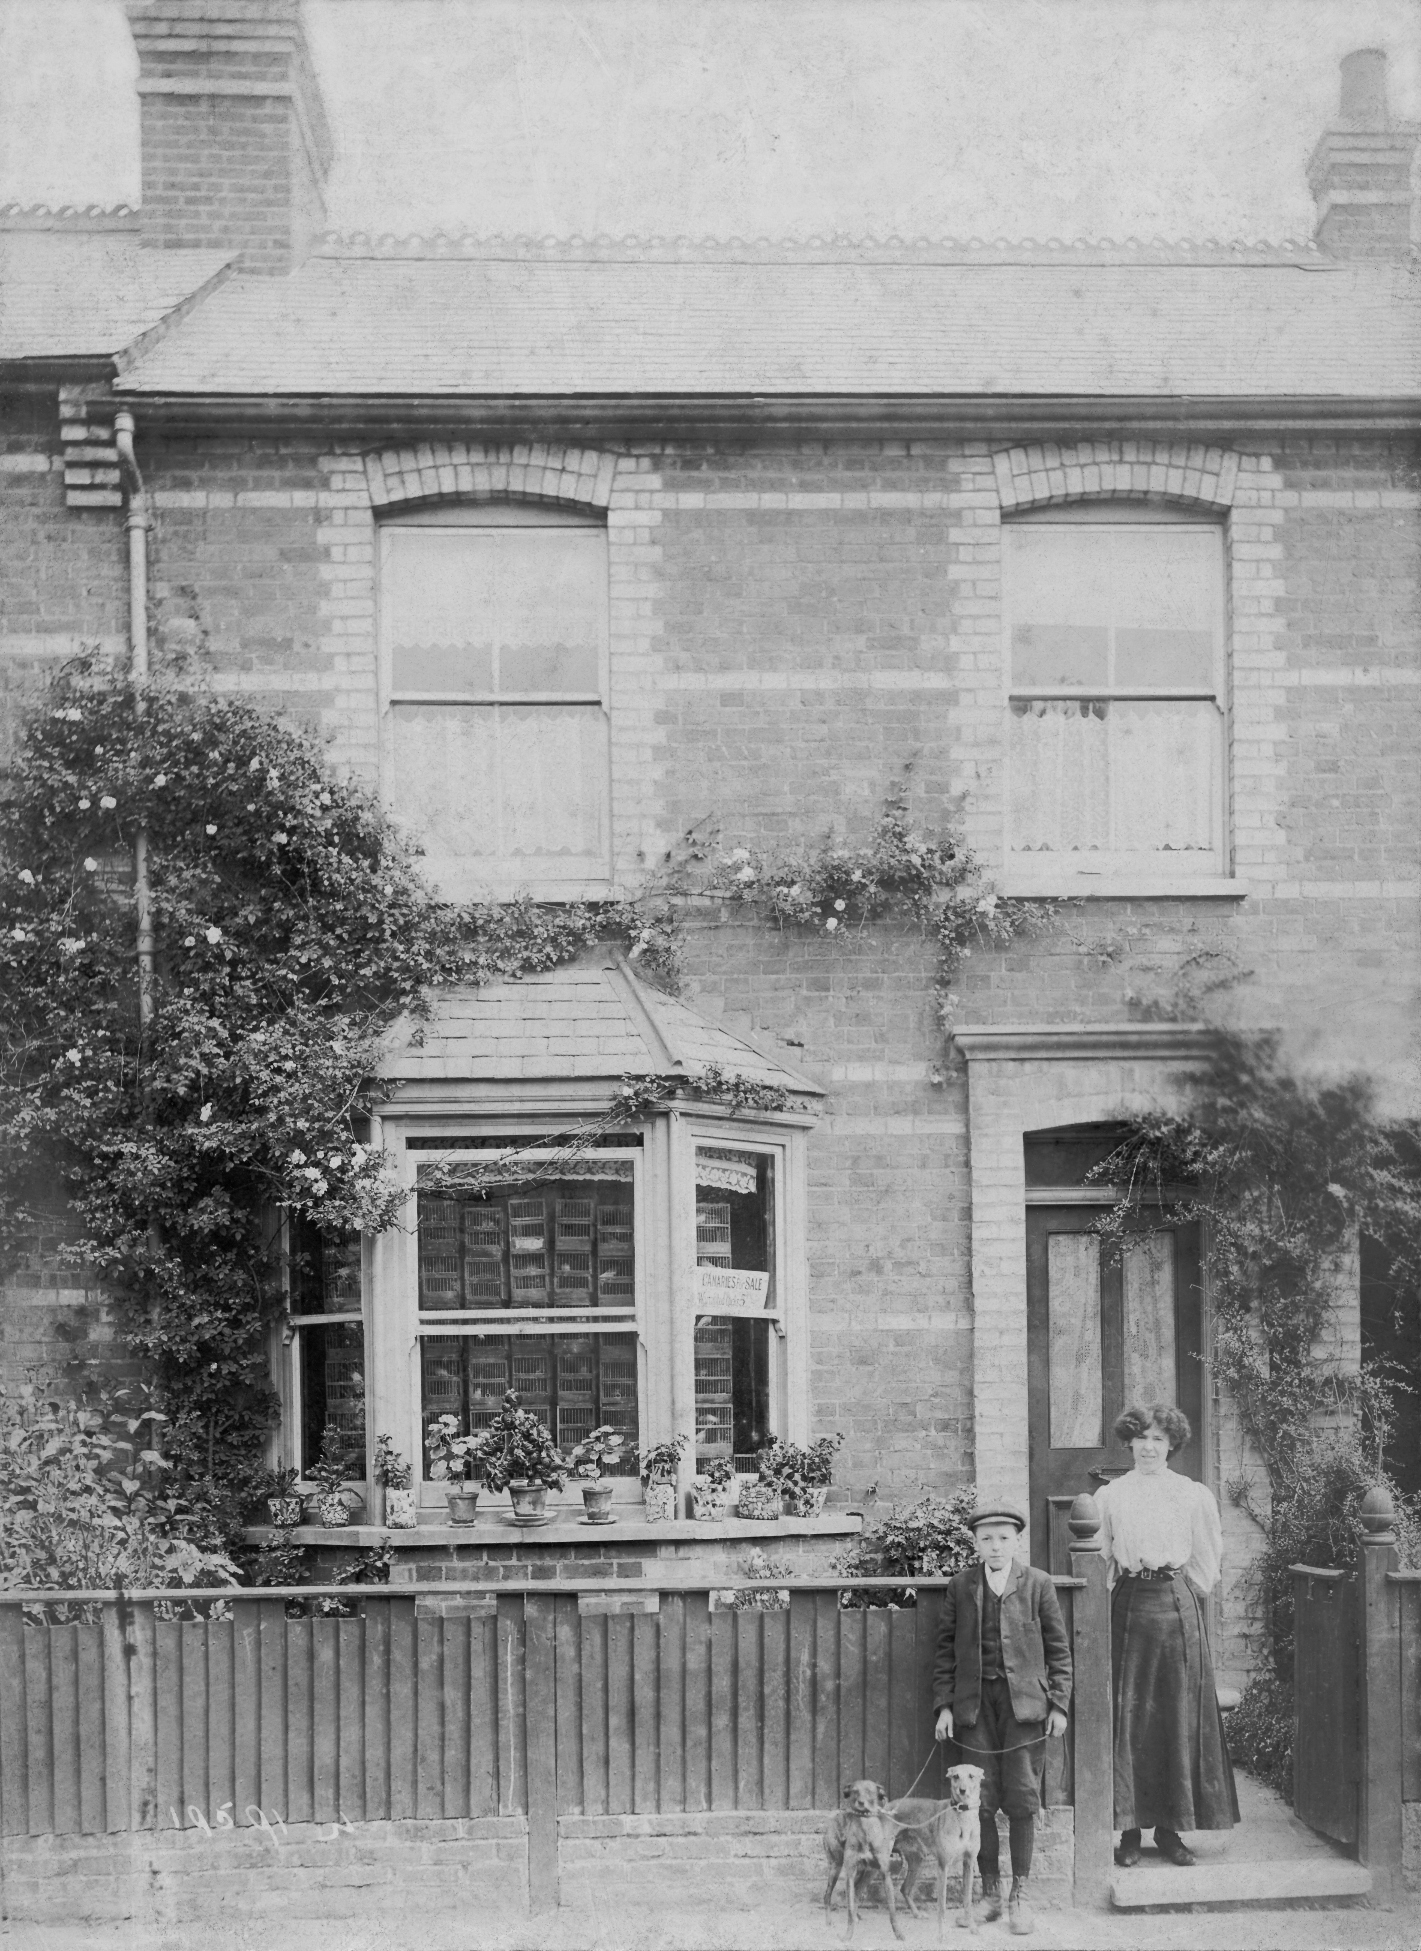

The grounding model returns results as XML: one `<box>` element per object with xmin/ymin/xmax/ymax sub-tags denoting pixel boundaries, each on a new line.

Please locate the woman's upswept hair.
<box><xmin>1114</xmin><ymin>1401</ymin><xmax>1191</xmax><ymax>1454</ymax></box>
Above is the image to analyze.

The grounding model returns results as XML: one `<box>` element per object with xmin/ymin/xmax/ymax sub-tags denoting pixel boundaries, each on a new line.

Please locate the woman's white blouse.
<box><xmin>1095</xmin><ymin>1468</ymin><xmax>1223</xmax><ymax>1595</ymax></box>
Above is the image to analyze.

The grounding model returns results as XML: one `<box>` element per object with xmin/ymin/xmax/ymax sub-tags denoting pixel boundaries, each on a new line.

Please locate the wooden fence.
<box><xmin>1291</xmin><ymin>1484</ymin><xmax>1421</xmax><ymax>1901</ymax></box>
<box><xmin>0</xmin><ymin>1519</ymin><xmax>1115</xmax><ymax>1908</ymax></box>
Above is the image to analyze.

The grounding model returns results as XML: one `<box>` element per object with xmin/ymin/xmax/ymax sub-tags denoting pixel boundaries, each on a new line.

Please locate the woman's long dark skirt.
<box><xmin>1111</xmin><ymin>1572</ymin><xmax>1240</xmax><ymax>1833</ymax></box>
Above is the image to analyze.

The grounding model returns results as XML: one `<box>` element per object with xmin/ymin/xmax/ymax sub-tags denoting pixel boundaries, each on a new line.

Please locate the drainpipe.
<box><xmin>113</xmin><ymin>410</ymin><xmax>155</xmax><ymax>1037</ymax></box>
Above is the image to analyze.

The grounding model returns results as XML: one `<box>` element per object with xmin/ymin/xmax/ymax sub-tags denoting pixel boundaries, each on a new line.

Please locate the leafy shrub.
<box><xmin>833</xmin><ymin>1486</ymin><xmax>979</xmax><ymax>1606</ymax></box>
<box><xmin>719</xmin><ymin>1548</ymin><xmax>791</xmax><ymax>1611</ymax></box>
<box><xmin>0</xmin><ymin>1382</ymin><xmax>239</xmax><ymax>1595</ymax></box>
<box><xmin>1225</xmin><ymin>1669</ymin><xmax>1294</xmax><ymax>1801</ymax></box>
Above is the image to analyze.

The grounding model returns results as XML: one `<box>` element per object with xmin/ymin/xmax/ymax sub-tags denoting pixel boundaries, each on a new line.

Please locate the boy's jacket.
<box><xmin>931</xmin><ymin>1560</ymin><xmax>1073</xmax><ymax>1727</ymax></box>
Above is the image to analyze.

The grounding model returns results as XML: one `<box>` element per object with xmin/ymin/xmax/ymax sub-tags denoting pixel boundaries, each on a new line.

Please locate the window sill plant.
<box><xmin>761</xmin><ymin>1433</ymin><xmax>844</xmax><ymax>1519</ymax></box>
<box><xmin>481</xmin><ymin>1391</ymin><xmax>570</xmax><ymax>1527</ymax></box>
<box><xmin>373</xmin><ymin>1434</ymin><xmax>416</xmax><ymax>1529</ymax></box>
<box><xmin>254</xmin><ymin>1461</ymin><xmax>303</xmax><ymax>1529</ymax></box>
<box><xmin>567</xmin><ymin>1426</ymin><xmax>627</xmax><ymax>1524</ymax></box>
<box><xmin>639</xmin><ymin>1434</ymin><xmax>689</xmax><ymax>1522</ymax></box>
<box><xmin>691</xmin><ymin>1454</ymin><xmax>736</xmax><ymax>1520</ymax></box>
<box><xmin>426</xmin><ymin>1414</ymin><xmax>490</xmax><ymax>1524</ymax></box>
<box><xmin>309</xmin><ymin>1426</ymin><xmax>364</xmax><ymax>1529</ymax></box>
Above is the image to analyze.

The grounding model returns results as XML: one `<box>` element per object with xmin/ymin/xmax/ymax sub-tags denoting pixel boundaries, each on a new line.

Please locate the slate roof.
<box><xmin>0</xmin><ymin>230</ymin><xmax>233</xmax><ymax>364</ymax></box>
<box><xmin>112</xmin><ymin>248</ymin><xmax>1421</xmax><ymax>399</ymax></box>
<box><xmin>377</xmin><ymin>952</ymin><xmax>824</xmax><ymax>1091</ymax></box>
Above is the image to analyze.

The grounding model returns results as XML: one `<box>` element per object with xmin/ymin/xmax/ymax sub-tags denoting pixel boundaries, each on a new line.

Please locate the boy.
<box><xmin>932</xmin><ymin>1500</ymin><xmax>1072</xmax><ymax>1936</ymax></box>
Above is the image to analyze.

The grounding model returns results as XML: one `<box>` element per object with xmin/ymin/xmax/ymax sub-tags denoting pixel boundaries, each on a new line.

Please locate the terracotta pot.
<box><xmin>642</xmin><ymin>1480</ymin><xmax>677</xmax><ymax>1523</ymax></box>
<box><xmin>509</xmin><ymin>1482</ymin><xmax>550</xmax><ymax>1527</ymax></box>
<box><xmin>267</xmin><ymin>1495</ymin><xmax>303</xmax><ymax>1528</ymax></box>
<box><xmin>317</xmin><ymin>1493</ymin><xmax>351</xmax><ymax>1528</ymax></box>
<box><xmin>736</xmin><ymin>1482</ymin><xmax>782</xmax><ymax>1521</ymax></box>
<box><xmin>386</xmin><ymin>1487</ymin><xmax>418</xmax><ymax>1529</ymax></box>
<box><xmin>690</xmin><ymin>1482</ymin><xmax>731</xmax><ymax>1521</ymax></box>
<box><xmin>581</xmin><ymin>1481</ymin><xmax>615</xmax><ymax>1524</ymax></box>
<box><xmin>446</xmin><ymin>1487</ymin><xmax>480</xmax><ymax>1525</ymax></box>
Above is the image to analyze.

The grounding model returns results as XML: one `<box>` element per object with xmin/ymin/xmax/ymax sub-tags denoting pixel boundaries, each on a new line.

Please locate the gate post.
<box><xmin>1357</xmin><ymin>1486</ymin><xmax>1402</xmax><ymax>1902</ymax></box>
<box><xmin>1068</xmin><ymin>1493</ymin><xmax>1113</xmax><ymax>1907</ymax></box>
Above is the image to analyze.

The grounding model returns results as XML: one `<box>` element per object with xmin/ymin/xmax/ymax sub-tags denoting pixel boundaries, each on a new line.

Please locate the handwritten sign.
<box><xmin>694</xmin><ymin>1265</ymin><xmax>771</xmax><ymax>1313</ymax></box>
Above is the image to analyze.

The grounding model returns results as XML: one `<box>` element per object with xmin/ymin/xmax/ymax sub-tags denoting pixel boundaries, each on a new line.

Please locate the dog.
<box><xmin>822</xmin><ymin>1780</ymin><xmax>907</xmax><ymax>1942</ymax></box>
<box><xmin>888</xmin><ymin>1764</ymin><xmax>986</xmax><ymax>1940</ymax></box>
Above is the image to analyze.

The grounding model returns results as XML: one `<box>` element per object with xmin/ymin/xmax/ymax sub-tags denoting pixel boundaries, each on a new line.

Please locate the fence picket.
<box><xmin>337</xmin><ymin>1617</ymin><xmax>364</xmax><ymax>1823</ymax></box>
<box><xmin>0</xmin><ymin>1609</ymin><xmax>26</xmax><ymax>1835</ymax></box>
<box><xmin>310</xmin><ymin>1617</ymin><xmax>340</xmax><ymax>1826</ymax></box>
<box><xmin>101</xmin><ymin>1603</ymin><xmax>130</xmax><ymax>1833</ymax></box>
<box><xmin>761</xmin><ymin>1608</ymin><xmax>789</xmax><ymax>1811</ymax></box>
<box><xmin>579</xmin><ymin>1611</ymin><xmax>608</xmax><ymax>1817</ymax></box>
<box><xmin>470</xmin><ymin>1611</ymin><xmax>499</xmax><ymax>1817</ymax></box>
<box><xmin>256</xmin><ymin>1600</ymin><xmax>286</xmax><ymax>1822</ymax></box>
<box><xmin>387</xmin><ymin>1600</ymin><xmax>417</xmax><ymax>1820</ymax></box>
<box><xmin>811</xmin><ymin>1593</ymin><xmax>840</xmax><ymax>1809</ymax></box>
<box><xmin>46</xmin><ymin>1623</ymin><xmax>80</xmax><ymax>1836</ymax></box>
<box><xmin>285</xmin><ymin>1616</ymin><xmax>314</xmax><ymax>1825</ymax></box>
<box><xmin>658</xmin><ymin>1595</ymin><xmax>685</xmax><ymax>1814</ymax></box>
<box><xmin>553</xmin><ymin>1595</ymin><xmax>583</xmax><ymax>1816</ymax></box>
<box><xmin>787</xmin><ymin>1595</ymin><xmax>814</xmax><ymax>1809</ymax></box>
<box><xmin>524</xmin><ymin>1596</ymin><xmax>559</xmax><ymax>1913</ymax></box>
<box><xmin>205</xmin><ymin>1616</ymin><xmax>234</xmax><ymax>1828</ymax></box>
<box><xmin>682</xmin><ymin>1593</ymin><xmax>710</xmax><ymax>1814</ymax></box>
<box><xmin>709</xmin><ymin>1609</ymin><xmax>735</xmax><ymax>1810</ymax></box>
<box><xmin>838</xmin><ymin>1607</ymin><xmax>866</xmax><ymax>1787</ymax></box>
<box><xmin>415</xmin><ymin>1614</ymin><xmax>443</xmax><ymax>1819</ymax></box>
<box><xmin>232</xmin><ymin>1607</ymin><xmax>259</xmax><ymax>1826</ymax></box>
<box><xmin>862</xmin><ymin>1609</ymin><xmax>890</xmax><ymax>1789</ymax></box>
<box><xmin>495</xmin><ymin>1597</ymin><xmax>527</xmax><ymax>1816</ymax></box>
<box><xmin>22</xmin><ymin>1623</ymin><xmax>51</xmax><ymax>1835</ymax></box>
<box><xmin>886</xmin><ymin>1609</ymin><xmax>919</xmax><ymax>1800</ymax></box>
<box><xmin>1401</xmin><ymin>1584</ymin><xmax>1421</xmax><ymax>1802</ymax></box>
<box><xmin>128</xmin><ymin>1602</ymin><xmax>158</xmax><ymax>1829</ymax></box>
<box><xmin>441</xmin><ymin>1616</ymin><xmax>470</xmax><ymax>1817</ymax></box>
<box><xmin>735</xmin><ymin>1611</ymin><xmax>763</xmax><ymax>1809</ymax></box>
<box><xmin>605</xmin><ymin>1612</ymin><xmax>634</xmax><ymax>1816</ymax></box>
<box><xmin>152</xmin><ymin>1619</ymin><xmax>182</xmax><ymax>1828</ymax></box>
<box><xmin>631</xmin><ymin>1610</ymin><xmax>659</xmax><ymax>1815</ymax></box>
<box><xmin>362</xmin><ymin>1601</ymin><xmax>389</xmax><ymax>1821</ymax></box>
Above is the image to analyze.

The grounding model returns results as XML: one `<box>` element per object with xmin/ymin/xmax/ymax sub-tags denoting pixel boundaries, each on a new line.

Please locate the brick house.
<box><xmin>1</xmin><ymin>5</ymin><xmax>1418</xmax><ymax>1688</ymax></box>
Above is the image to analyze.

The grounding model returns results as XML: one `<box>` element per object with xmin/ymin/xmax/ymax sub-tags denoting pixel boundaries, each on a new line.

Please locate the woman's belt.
<box><xmin>1119</xmin><ymin>1565</ymin><xmax>1183</xmax><ymax>1581</ymax></box>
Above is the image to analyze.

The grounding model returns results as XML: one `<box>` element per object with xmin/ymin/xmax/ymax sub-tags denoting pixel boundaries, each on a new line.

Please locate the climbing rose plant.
<box><xmin>0</xmin><ymin>661</ymin><xmax>667</xmax><ymax>1523</ymax></box>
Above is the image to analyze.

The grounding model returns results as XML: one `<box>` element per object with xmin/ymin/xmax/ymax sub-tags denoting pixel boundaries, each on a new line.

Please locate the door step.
<box><xmin>1110</xmin><ymin>1859</ymin><xmax>1372</xmax><ymax>1909</ymax></box>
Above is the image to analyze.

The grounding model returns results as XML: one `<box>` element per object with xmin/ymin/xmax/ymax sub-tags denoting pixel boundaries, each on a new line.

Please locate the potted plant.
<box><xmin>481</xmin><ymin>1391</ymin><xmax>569</xmax><ymax>1526</ymax></box>
<box><xmin>373</xmin><ymin>1433</ymin><xmax>417</xmax><ymax>1529</ymax></box>
<box><xmin>690</xmin><ymin>1454</ymin><xmax>736</xmax><ymax>1520</ymax></box>
<box><xmin>638</xmin><ymin>1433</ymin><xmax>689</xmax><ymax>1522</ymax></box>
<box><xmin>567</xmin><ymin>1425</ymin><xmax>627</xmax><ymax>1524</ymax></box>
<box><xmin>426</xmin><ymin>1413</ymin><xmax>488</xmax><ymax>1524</ymax></box>
<box><xmin>255</xmin><ymin>1461</ymin><xmax>303</xmax><ymax>1528</ymax></box>
<box><xmin>309</xmin><ymin>1426</ymin><xmax>364</xmax><ymax>1529</ymax></box>
<box><xmin>764</xmin><ymin>1433</ymin><xmax>844</xmax><ymax>1517</ymax></box>
<box><xmin>736</xmin><ymin>1443</ymin><xmax>784</xmax><ymax>1521</ymax></box>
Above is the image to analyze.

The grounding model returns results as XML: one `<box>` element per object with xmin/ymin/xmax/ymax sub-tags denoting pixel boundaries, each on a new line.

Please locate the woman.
<box><xmin>1095</xmin><ymin>1402</ymin><xmax>1239</xmax><ymax>1867</ymax></box>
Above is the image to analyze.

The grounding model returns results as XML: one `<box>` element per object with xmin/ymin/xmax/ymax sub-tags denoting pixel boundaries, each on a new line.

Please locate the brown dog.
<box><xmin>822</xmin><ymin>1780</ymin><xmax>906</xmax><ymax>1942</ymax></box>
<box><xmin>888</xmin><ymin>1763</ymin><xmax>986</xmax><ymax>1939</ymax></box>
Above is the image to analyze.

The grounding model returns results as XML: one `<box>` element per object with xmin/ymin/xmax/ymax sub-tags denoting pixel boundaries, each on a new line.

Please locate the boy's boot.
<box><xmin>1008</xmin><ymin>1874</ymin><xmax>1034</xmax><ymax>1935</ymax></box>
<box><xmin>978</xmin><ymin>1872</ymin><xmax>1003</xmax><ymax>1922</ymax></box>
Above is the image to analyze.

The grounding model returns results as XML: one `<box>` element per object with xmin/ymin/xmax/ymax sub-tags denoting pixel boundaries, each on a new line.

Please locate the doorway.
<box><xmin>1023</xmin><ymin>1124</ymin><xmax>1205</xmax><ymax>1574</ymax></box>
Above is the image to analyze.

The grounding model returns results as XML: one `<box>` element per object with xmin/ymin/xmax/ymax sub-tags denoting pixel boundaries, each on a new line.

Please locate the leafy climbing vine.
<box><xmin>1089</xmin><ymin>1032</ymin><xmax>1421</xmax><ymax>1789</ymax></box>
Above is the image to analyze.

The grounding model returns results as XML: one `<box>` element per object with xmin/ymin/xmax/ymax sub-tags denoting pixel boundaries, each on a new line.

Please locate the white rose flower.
<box><xmin>99</xmin><ymin>795</ymin><xmax>116</xmax><ymax>810</ymax></box>
<box><xmin>205</xmin><ymin>825</ymin><xmax>218</xmax><ymax>836</ymax></box>
<box><xmin>153</xmin><ymin>774</ymin><xmax>166</xmax><ymax>787</ymax></box>
<box><xmin>199</xmin><ymin>1104</ymin><xmax>213</xmax><ymax>1124</ymax></box>
<box><xmin>205</xmin><ymin>926</ymin><xmax>222</xmax><ymax>944</ymax></box>
<box><xmin>78</xmin><ymin>798</ymin><xmax>91</xmax><ymax>810</ymax></box>
<box><xmin>18</xmin><ymin>869</ymin><xmax>34</xmax><ymax>885</ymax></box>
<box><xmin>82</xmin><ymin>858</ymin><xmax>97</xmax><ymax>873</ymax></box>
<box><xmin>824</xmin><ymin>916</ymin><xmax>839</xmax><ymax>932</ymax></box>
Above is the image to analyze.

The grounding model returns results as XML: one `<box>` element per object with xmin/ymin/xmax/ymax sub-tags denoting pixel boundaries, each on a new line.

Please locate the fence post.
<box><xmin>1357</xmin><ymin>1485</ymin><xmax>1402</xmax><ymax>1901</ymax></box>
<box><xmin>1068</xmin><ymin>1493</ymin><xmax>1112</xmax><ymax>1908</ymax></box>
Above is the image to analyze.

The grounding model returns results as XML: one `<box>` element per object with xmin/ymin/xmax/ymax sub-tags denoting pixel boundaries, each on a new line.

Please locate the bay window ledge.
<box><xmin>1000</xmin><ymin>872</ymin><xmax>1248</xmax><ymax>900</ymax></box>
<box><xmin>244</xmin><ymin>1513</ymin><xmax>863</xmax><ymax>1550</ymax></box>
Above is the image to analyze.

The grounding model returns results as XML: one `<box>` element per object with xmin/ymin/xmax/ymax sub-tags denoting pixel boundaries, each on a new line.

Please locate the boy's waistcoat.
<box><xmin>931</xmin><ymin>1561</ymin><xmax>1073</xmax><ymax>1727</ymax></box>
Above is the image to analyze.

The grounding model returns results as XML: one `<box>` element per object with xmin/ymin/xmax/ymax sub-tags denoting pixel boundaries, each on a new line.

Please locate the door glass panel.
<box><xmin>1047</xmin><ymin>1232</ymin><xmax>1103</xmax><ymax>1447</ymax></box>
<box><xmin>1122</xmin><ymin>1233</ymin><xmax>1177</xmax><ymax>1407</ymax></box>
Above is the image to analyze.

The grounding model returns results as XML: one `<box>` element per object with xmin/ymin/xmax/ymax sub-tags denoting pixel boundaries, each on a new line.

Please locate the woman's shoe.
<box><xmin>1114</xmin><ymin>1829</ymin><xmax>1142</xmax><ymax>1867</ymax></box>
<box><xmin>1154</xmin><ymin>1829</ymin><xmax>1196</xmax><ymax>1867</ymax></box>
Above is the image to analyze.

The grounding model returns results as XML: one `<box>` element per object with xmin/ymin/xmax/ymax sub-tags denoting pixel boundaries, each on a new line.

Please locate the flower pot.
<box><xmin>446</xmin><ymin>1486</ymin><xmax>480</xmax><ymax>1525</ymax></box>
<box><xmin>509</xmin><ymin>1482</ymin><xmax>550</xmax><ymax>1527</ymax></box>
<box><xmin>267</xmin><ymin>1495</ymin><xmax>304</xmax><ymax>1528</ymax></box>
<box><xmin>736</xmin><ymin>1481</ymin><xmax>782</xmax><ymax>1521</ymax></box>
<box><xmin>386</xmin><ymin>1487</ymin><xmax>418</xmax><ymax>1529</ymax></box>
<box><xmin>581</xmin><ymin>1480</ymin><xmax>615</xmax><ymax>1524</ymax></box>
<box><xmin>317</xmin><ymin>1493</ymin><xmax>351</xmax><ymax>1528</ymax></box>
<box><xmin>642</xmin><ymin>1480</ymin><xmax>676</xmax><ymax>1523</ymax></box>
<box><xmin>690</xmin><ymin>1481</ymin><xmax>731</xmax><ymax>1521</ymax></box>
<box><xmin>782</xmin><ymin>1485</ymin><xmax>828</xmax><ymax>1519</ymax></box>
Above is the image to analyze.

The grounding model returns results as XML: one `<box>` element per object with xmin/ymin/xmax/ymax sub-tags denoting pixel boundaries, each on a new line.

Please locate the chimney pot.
<box><xmin>1339</xmin><ymin>48</ymin><xmax>1390</xmax><ymax>128</ymax></box>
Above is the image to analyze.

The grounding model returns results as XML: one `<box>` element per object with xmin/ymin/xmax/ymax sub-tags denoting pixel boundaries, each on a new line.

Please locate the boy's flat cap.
<box><xmin>968</xmin><ymin>1499</ymin><xmax>1027</xmax><ymax>1533</ymax></box>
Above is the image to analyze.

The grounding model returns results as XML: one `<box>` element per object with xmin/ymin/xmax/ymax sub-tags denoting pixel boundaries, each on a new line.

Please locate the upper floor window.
<box><xmin>1003</xmin><ymin>506</ymin><xmax>1227</xmax><ymax>886</ymax></box>
<box><xmin>379</xmin><ymin>504</ymin><xmax>611</xmax><ymax>897</ymax></box>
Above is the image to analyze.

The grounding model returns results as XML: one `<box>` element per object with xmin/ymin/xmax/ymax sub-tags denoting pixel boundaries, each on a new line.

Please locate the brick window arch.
<box><xmin>992</xmin><ymin>441</ymin><xmax>1240</xmax><ymax>516</ymax></box>
<box><xmin>363</xmin><ymin>442</ymin><xmax>624</xmax><ymax>514</ymax></box>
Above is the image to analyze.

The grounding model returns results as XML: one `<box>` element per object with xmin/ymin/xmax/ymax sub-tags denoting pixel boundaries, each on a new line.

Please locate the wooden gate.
<box><xmin>1290</xmin><ymin>1566</ymin><xmax>1359</xmax><ymax>1846</ymax></box>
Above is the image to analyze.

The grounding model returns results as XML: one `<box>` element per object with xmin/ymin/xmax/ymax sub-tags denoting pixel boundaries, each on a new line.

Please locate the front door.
<box><xmin>1026</xmin><ymin>1205</ymin><xmax>1204</xmax><ymax>1573</ymax></box>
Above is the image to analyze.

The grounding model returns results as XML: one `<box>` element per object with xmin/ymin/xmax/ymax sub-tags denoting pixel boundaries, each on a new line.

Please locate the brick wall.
<box><xmin>0</xmin><ymin>409</ymin><xmax>1415</xmax><ymax>1689</ymax></box>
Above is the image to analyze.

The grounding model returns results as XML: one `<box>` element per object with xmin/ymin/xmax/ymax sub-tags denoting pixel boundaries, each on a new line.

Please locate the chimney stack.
<box><xmin>1308</xmin><ymin>49</ymin><xmax>1418</xmax><ymax>259</ymax></box>
<box><xmin>127</xmin><ymin>1</ymin><xmax>334</xmax><ymax>275</ymax></box>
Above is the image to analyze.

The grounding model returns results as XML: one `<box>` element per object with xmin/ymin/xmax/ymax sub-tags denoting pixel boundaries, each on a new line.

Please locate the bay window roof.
<box><xmin>376</xmin><ymin>950</ymin><xmax>824</xmax><ymax>1094</ymax></box>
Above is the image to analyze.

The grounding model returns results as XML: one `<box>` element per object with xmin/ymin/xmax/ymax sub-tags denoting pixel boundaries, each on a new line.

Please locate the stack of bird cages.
<box><xmin>695</xmin><ymin>1200</ymin><xmax>733</xmax><ymax>1268</ymax></box>
<box><xmin>554</xmin><ymin>1197</ymin><xmax>595</xmax><ymax>1305</ymax></box>
<box><xmin>322</xmin><ymin>1343</ymin><xmax>367</xmax><ymax>1458</ymax></box>
<box><xmin>466</xmin><ymin>1342</ymin><xmax>511</xmax><ymax>1433</ymax></box>
<box><xmin>554</xmin><ymin>1336</ymin><xmax>597</xmax><ymax>1453</ymax></box>
<box><xmin>599</xmin><ymin>1335</ymin><xmax>640</xmax><ymax>1470</ymax></box>
<box><xmin>420</xmin><ymin>1335</ymin><xmax>466</xmax><ymax>1421</ymax></box>
<box><xmin>418</xmin><ymin>1197</ymin><xmax>463</xmax><ymax>1308</ymax></box>
<box><xmin>509</xmin><ymin>1340</ymin><xmax>553</xmax><ymax>1430</ymax></box>
<box><xmin>597</xmin><ymin>1202</ymin><xmax>635</xmax><ymax>1304</ymax></box>
<box><xmin>462</xmin><ymin>1202</ymin><xmax>508</xmax><ymax>1308</ymax></box>
<box><xmin>509</xmin><ymin>1197</ymin><xmax>551</xmax><ymax>1305</ymax></box>
<box><xmin>694</xmin><ymin>1320</ymin><xmax>735</xmax><ymax>1460</ymax></box>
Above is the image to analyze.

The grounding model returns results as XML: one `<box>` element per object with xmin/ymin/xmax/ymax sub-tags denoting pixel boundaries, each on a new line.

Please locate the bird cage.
<box><xmin>421</xmin><ymin>1336</ymin><xmax>464</xmax><ymax>1412</ymax></box>
<box><xmin>597</xmin><ymin>1256</ymin><xmax>635</xmax><ymax>1304</ymax></box>
<box><xmin>599</xmin><ymin>1340</ymin><xmax>639</xmax><ymax>1463</ymax></box>
<box><xmin>556</xmin><ymin>1197</ymin><xmax>595</xmax><ymax>1247</ymax></box>
<box><xmin>694</xmin><ymin>1320</ymin><xmax>734</xmax><ymax>1453</ymax></box>
<box><xmin>508</xmin><ymin>1198</ymin><xmax>547</xmax><ymax>1252</ymax></box>
<box><xmin>510</xmin><ymin>1251</ymin><xmax>551</xmax><ymax>1303</ymax></box>
<box><xmin>462</xmin><ymin>1204</ymin><xmax>507</xmax><ymax>1307</ymax></box>
<box><xmin>695</xmin><ymin>1201</ymin><xmax>733</xmax><ymax>1266</ymax></box>
<box><xmin>418</xmin><ymin>1197</ymin><xmax>463</xmax><ymax>1306</ymax></box>
<box><xmin>554</xmin><ymin>1251</ymin><xmax>594</xmax><ymax>1303</ymax></box>
<box><xmin>467</xmin><ymin>1347</ymin><xmax>509</xmax><ymax>1431</ymax></box>
<box><xmin>597</xmin><ymin>1205</ymin><xmax>633</xmax><ymax>1253</ymax></box>
<box><xmin>511</xmin><ymin>1343</ymin><xmax>552</xmax><ymax>1422</ymax></box>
